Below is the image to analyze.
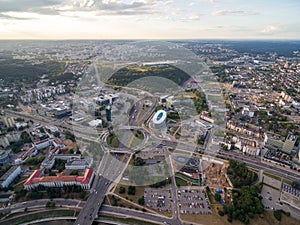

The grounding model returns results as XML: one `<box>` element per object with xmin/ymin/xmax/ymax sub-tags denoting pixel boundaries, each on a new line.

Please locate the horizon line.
<box><xmin>0</xmin><ymin>38</ymin><xmax>300</xmax><ymax>41</ymax></box>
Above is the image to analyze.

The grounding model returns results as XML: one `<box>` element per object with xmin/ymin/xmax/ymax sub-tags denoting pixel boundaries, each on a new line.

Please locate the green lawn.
<box><xmin>175</xmin><ymin>177</ymin><xmax>189</xmax><ymax>187</ymax></box>
<box><xmin>1</xmin><ymin>209</ymin><xmax>78</xmax><ymax>225</ymax></box>
<box><xmin>99</xmin><ymin>214</ymin><xmax>158</xmax><ymax>225</ymax></box>
<box><xmin>175</xmin><ymin>173</ymin><xmax>199</xmax><ymax>185</ymax></box>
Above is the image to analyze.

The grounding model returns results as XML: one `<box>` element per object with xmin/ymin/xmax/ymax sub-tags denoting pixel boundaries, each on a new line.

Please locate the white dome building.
<box><xmin>152</xmin><ymin>110</ymin><xmax>167</xmax><ymax>129</ymax></box>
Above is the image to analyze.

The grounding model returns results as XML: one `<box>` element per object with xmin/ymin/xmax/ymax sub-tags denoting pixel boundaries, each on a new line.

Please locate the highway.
<box><xmin>100</xmin><ymin>205</ymin><xmax>186</xmax><ymax>225</ymax></box>
<box><xmin>0</xmin><ymin>199</ymin><xmax>188</xmax><ymax>225</ymax></box>
<box><xmin>74</xmin><ymin>175</ymin><xmax>111</xmax><ymax>225</ymax></box>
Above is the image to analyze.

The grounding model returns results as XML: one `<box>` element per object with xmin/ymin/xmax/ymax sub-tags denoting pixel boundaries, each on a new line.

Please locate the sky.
<box><xmin>0</xmin><ymin>0</ymin><xmax>300</xmax><ymax>40</ymax></box>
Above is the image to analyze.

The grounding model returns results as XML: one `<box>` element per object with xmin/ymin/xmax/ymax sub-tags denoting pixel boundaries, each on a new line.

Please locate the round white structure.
<box><xmin>152</xmin><ymin>110</ymin><xmax>167</xmax><ymax>129</ymax></box>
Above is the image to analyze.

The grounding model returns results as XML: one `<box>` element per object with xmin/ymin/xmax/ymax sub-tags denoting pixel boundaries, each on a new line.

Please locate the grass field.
<box><xmin>175</xmin><ymin>172</ymin><xmax>199</xmax><ymax>185</ymax></box>
<box><xmin>263</xmin><ymin>172</ymin><xmax>282</xmax><ymax>181</ymax></box>
<box><xmin>114</xmin><ymin>184</ymin><xmax>146</xmax><ymax>204</ymax></box>
<box><xmin>175</xmin><ymin>177</ymin><xmax>189</xmax><ymax>187</ymax></box>
<box><xmin>1</xmin><ymin>209</ymin><xmax>78</xmax><ymax>225</ymax></box>
<box><xmin>99</xmin><ymin>214</ymin><xmax>158</xmax><ymax>225</ymax></box>
<box><xmin>180</xmin><ymin>209</ymin><xmax>300</xmax><ymax>225</ymax></box>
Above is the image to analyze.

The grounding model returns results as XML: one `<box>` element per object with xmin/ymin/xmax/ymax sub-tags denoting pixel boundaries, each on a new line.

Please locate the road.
<box><xmin>1</xmin><ymin>199</ymin><xmax>189</xmax><ymax>225</ymax></box>
<box><xmin>74</xmin><ymin>175</ymin><xmax>111</xmax><ymax>225</ymax></box>
<box><xmin>219</xmin><ymin>151</ymin><xmax>300</xmax><ymax>181</ymax></box>
<box><xmin>101</xmin><ymin>205</ymin><xmax>182</xmax><ymax>225</ymax></box>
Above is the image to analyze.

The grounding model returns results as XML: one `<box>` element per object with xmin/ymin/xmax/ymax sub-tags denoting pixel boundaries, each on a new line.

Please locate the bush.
<box><xmin>138</xmin><ymin>196</ymin><xmax>145</xmax><ymax>205</ymax></box>
<box><xmin>218</xmin><ymin>210</ymin><xmax>225</xmax><ymax>216</ymax></box>
<box><xmin>273</xmin><ymin>210</ymin><xmax>282</xmax><ymax>221</ymax></box>
<box><xmin>46</xmin><ymin>201</ymin><xmax>56</xmax><ymax>208</ymax></box>
<box><xmin>214</xmin><ymin>193</ymin><xmax>221</xmax><ymax>202</ymax></box>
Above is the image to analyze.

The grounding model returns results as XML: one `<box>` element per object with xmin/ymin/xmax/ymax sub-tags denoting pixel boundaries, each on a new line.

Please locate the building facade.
<box><xmin>0</xmin><ymin>166</ymin><xmax>22</xmax><ymax>188</ymax></box>
<box><xmin>24</xmin><ymin>168</ymin><xmax>94</xmax><ymax>190</ymax></box>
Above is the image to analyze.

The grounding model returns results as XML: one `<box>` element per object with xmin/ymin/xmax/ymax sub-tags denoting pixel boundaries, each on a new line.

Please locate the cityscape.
<box><xmin>0</xmin><ymin>1</ymin><xmax>300</xmax><ymax>225</ymax></box>
<box><xmin>0</xmin><ymin>40</ymin><xmax>298</xmax><ymax>225</ymax></box>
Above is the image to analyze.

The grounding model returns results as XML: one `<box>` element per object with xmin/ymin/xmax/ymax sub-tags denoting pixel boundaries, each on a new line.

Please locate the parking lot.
<box><xmin>261</xmin><ymin>184</ymin><xmax>281</xmax><ymax>210</ymax></box>
<box><xmin>144</xmin><ymin>188</ymin><xmax>172</xmax><ymax>213</ymax></box>
<box><xmin>177</xmin><ymin>188</ymin><xmax>212</xmax><ymax>215</ymax></box>
<box><xmin>261</xmin><ymin>184</ymin><xmax>300</xmax><ymax>220</ymax></box>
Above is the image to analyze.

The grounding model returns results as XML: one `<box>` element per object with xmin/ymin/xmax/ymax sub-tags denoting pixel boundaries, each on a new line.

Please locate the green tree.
<box><xmin>138</xmin><ymin>196</ymin><xmax>145</xmax><ymax>205</ymax></box>
<box><xmin>214</xmin><ymin>193</ymin><xmax>221</xmax><ymax>202</ymax></box>
<box><xmin>273</xmin><ymin>210</ymin><xmax>282</xmax><ymax>221</ymax></box>
<box><xmin>128</xmin><ymin>186</ymin><xmax>136</xmax><ymax>195</ymax></box>
<box><xmin>119</xmin><ymin>186</ymin><xmax>126</xmax><ymax>194</ymax></box>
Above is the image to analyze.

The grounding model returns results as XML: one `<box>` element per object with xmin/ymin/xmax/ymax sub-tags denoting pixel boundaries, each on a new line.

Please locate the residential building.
<box><xmin>2</xmin><ymin>117</ymin><xmax>15</xmax><ymax>128</ymax></box>
<box><xmin>0</xmin><ymin>150</ymin><xmax>10</xmax><ymax>165</ymax></box>
<box><xmin>0</xmin><ymin>137</ymin><xmax>10</xmax><ymax>148</ymax></box>
<box><xmin>0</xmin><ymin>166</ymin><xmax>22</xmax><ymax>188</ymax></box>
<box><xmin>283</xmin><ymin>134</ymin><xmax>298</xmax><ymax>154</ymax></box>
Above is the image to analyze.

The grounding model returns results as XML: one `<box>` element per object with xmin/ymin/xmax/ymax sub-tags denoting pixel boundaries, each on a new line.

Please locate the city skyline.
<box><xmin>0</xmin><ymin>0</ymin><xmax>300</xmax><ymax>40</ymax></box>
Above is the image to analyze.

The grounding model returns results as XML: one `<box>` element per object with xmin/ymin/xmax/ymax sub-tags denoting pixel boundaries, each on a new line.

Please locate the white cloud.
<box><xmin>212</xmin><ymin>9</ymin><xmax>259</xmax><ymax>16</ymax></box>
<box><xmin>261</xmin><ymin>24</ymin><xmax>281</xmax><ymax>34</ymax></box>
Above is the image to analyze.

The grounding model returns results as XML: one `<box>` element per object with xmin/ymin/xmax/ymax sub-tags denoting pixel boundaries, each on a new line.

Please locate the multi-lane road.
<box><xmin>74</xmin><ymin>175</ymin><xmax>111</xmax><ymax>225</ymax></box>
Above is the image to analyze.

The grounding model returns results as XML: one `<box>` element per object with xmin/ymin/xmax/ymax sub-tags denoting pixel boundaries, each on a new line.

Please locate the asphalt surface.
<box><xmin>74</xmin><ymin>175</ymin><xmax>111</xmax><ymax>225</ymax></box>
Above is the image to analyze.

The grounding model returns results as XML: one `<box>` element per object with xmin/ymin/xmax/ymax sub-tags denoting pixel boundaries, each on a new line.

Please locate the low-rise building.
<box><xmin>88</xmin><ymin>119</ymin><xmax>102</xmax><ymax>127</ymax></box>
<box><xmin>34</xmin><ymin>139</ymin><xmax>52</xmax><ymax>150</ymax></box>
<box><xmin>24</xmin><ymin>168</ymin><xmax>94</xmax><ymax>190</ymax></box>
<box><xmin>65</xmin><ymin>158</ymin><xmax>92</xmax><ymax>170</ymax></box>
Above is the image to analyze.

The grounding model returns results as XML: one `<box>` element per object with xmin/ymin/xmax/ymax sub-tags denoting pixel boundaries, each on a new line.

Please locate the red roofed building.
<box><xmin>34</xmin><ymin>138</ymin><xmax>52</xmax><ymax>150</ymax></box>
<box><xmin>24</xmin><ymin>168</ymin><xmax>94</xmax><ymax>190</ymax></box>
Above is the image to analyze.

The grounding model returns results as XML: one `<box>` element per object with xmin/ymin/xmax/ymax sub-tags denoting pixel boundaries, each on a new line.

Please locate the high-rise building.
<box><xmin>283</xmin><ymin>134</ymin><xmax>297</xmax><ymax>154</ymax></box>
<box><xmin>106</xmin><ymin>105</ymin><xmax>112</xmax><ymax>122</ymax></box>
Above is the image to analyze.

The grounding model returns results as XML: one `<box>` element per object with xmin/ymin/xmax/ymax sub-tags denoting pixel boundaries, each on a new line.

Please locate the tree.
<box><xmin>46</xmin><ymin>201</ymin><xmax>56</xmax><ymax>208</ymax></box>
<box><xmin>70</xmin><ymin>170</ymin><xmax>79</xmax><ymax>176</ymax></box>
<box><xmin>214</xmin><ymin>193</ymin><xmax>221</xmax><ymax>202</ymax></box>
<box><xmin>138</xmin><ymin>196</ymin><xmax>145</xmax><ymax>205</ymax></box>
<box><xmin>128</xmin><ymin>186</ymin><xmax>136</xmax><ymax>195</ymax></box>
<box><xmin>133</xmin><ymin>157</ymin><xmax>145</xmax><ymax>166</ymax></box>
<box><xmin>273</xmin><ymin>210</ymin><xmax>282</xmax><ymax>221</ymax></box>
<box><xmin>218</xmin><ymin>210</ymin><xmax>224</xmax><ymax>216</ymax></box>
<box><xmin>119</xmin><ymin>186</ymin><xmax>126</xmax><ymax>194</ymax></box>
<box><xmin>80</xmin><ymin>191</ymin><xmax>87</xmax><ymax>200</ymax></box>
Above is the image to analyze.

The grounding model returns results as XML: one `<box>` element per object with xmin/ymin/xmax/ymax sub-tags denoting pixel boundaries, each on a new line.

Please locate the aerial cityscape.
<box><xmin>0</xmin><ymin>1</ymin><xmax>300</xmax><ymax>225</ymax></box>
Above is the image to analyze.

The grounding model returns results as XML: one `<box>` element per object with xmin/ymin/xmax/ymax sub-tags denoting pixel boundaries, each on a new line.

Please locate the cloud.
<box><xmin>179</xmin><ymin>15</ymin><xmax>201</xmax><ymax>21</ymax></box>
<box><xmin>0</xmin><ymin>0</ymin><xmax>62</xmax><ymax>14</ymax></box>
<box><xmin>212</xmin><ymin>9</ymin><xmax>259</xmax><ymax>16</ymax></box>
<box><xmin>261</xmin><ymin>24</ymin><xmax>281</xmax><ymax>34</ymax></box>
<box><xmin>0</xmin><ymin>13</ymin><xmax>34</xmax><ymax>20</ymax></box>
<box><xmin>0</xmin><ymin>0</ymin><xmax>164</xmax><ymax>18</ymax></box>
<box><xmin>65</xmin><ymin>0</ymin><xmax>168</xmax><ymax>15</ymax></box>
